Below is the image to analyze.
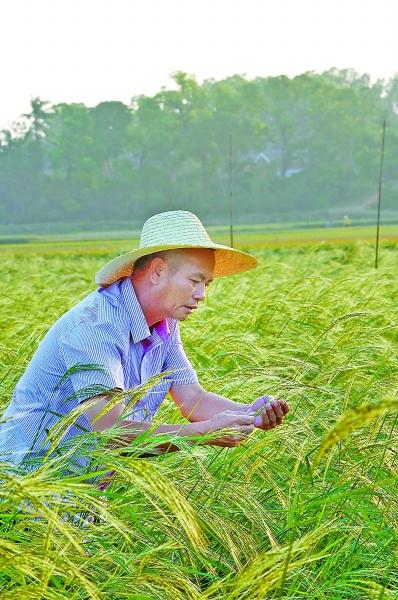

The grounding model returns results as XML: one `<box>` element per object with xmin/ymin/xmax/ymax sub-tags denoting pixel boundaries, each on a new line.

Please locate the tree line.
<box><xmin>1</xmin><ymin>69</ymin><xmax>398</xmax><ymax>232</ymax></box>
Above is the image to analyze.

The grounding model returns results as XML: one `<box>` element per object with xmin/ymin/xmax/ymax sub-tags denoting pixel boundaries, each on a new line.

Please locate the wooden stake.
<box><xmin>228</xmin><ymin>134</ymin><xmax>234</xmax><ymax>248</ymax></box>
<box><xmin>375</xmin><ymin>119</ymin><xmax>386</xmax><ymax>269</ymax></box>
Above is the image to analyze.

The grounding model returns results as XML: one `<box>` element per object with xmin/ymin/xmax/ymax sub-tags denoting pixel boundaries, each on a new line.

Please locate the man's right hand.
<box><xmin>251</xmin><ymin>396</ymin><xmax>290</xmax><ymax>430</ymax></box>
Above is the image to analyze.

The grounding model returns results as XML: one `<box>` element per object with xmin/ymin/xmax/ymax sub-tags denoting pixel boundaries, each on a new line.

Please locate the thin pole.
<box><xmin>228</xmin><ymin>134</ymin><xmax>234</xmax><ymax>248</ymax></box>
<box><xmin>375</xmin><ymin>119</ymin><xmax>386</xmax><ymax>269</ymax></box>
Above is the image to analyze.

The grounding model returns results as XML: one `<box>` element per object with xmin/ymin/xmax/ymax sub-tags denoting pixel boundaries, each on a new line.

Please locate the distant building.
<box><xmin>241</xmin><ymin>146</ymin><xmax>305</xmax><ymax>177</ymax></box>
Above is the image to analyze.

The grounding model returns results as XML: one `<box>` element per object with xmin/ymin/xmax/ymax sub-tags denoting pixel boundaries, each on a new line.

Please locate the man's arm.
<box><xmin>85</xmin><ymin>393</ymin><xmax>255</xmax><ymax>449</ymax></box>
<box><xmin>169</xmin><ymin>383</ymin><xmax>290</xmax><ymax>431</ymax></box>
<box><xmin>169</xmin><ymin>383</ymin><xmax>248</xmax><ymax>421</ymax></box>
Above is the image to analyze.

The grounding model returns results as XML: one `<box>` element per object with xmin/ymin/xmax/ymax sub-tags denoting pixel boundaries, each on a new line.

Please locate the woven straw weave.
<box><xmin>95</xmin><ymin>211</ymin><xmax>257</xmax><ymax>286</ymax></box>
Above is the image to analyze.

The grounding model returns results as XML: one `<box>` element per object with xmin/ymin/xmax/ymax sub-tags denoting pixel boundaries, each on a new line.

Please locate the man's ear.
<box><xmin>149</xmin><ymin>257</ymin><xmax>167</xmax><ymax>285</ymax></box>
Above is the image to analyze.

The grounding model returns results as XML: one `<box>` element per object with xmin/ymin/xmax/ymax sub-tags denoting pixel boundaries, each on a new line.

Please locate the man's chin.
<box><xmin>177</xmin><ymin>312</ymin><xmax>190</xmax><ymax>321</ymax></box>
<box><xmin>176</xmin><ymin>306</ymin><xmax>193</xmax><ymax>320</ymax></box>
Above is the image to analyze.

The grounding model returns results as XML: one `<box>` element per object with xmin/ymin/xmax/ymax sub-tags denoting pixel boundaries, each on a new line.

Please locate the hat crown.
<box><xmin>140</xmin><ymin>210</ymin><xmax>212</xmax><ymax>248</ymax></box>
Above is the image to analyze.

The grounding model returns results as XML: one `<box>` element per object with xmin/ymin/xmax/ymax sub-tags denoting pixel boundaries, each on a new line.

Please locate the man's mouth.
<box><xmin>183</xmin><ymin>305</ymin><xmax>197</xmax><ymax>312</ymax></box>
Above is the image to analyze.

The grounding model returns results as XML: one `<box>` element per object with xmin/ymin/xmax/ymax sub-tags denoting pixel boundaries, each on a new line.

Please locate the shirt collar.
<box><xmin>118</xmin><ymin>277</ymin><xmax>151</xmax><ymax>343</ymax></box>
<box><xmin>142</xmin><ymin>318</ymin><xmax>170</xmax><ymax>351</ymax></box>
<box><xmin>113</xmin><ymin>277</ymin><xmax>170</xmax><ymax>345</ymax></box>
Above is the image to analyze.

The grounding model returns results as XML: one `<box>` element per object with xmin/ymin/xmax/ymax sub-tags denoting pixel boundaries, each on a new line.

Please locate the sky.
<box><xmin>1</xmin><ymin>0</ymin><xmax>398</xmax><ymax>131</ymax></box>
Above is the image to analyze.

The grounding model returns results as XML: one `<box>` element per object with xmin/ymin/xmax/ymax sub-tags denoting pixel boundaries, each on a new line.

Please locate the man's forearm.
<box><xmin>120</xmin><ymin>419</ymin><xmax>207</xmax><ymax>439</ymax></box>
<box><xmin>110</xmin><ymin>419</ymin><xmax>217</xmax><ymax>453</ymax></box>
<box><xmin>181</xmin><ymin>391</ymin><xmax>249</xmax><ymax>422</ymax></box>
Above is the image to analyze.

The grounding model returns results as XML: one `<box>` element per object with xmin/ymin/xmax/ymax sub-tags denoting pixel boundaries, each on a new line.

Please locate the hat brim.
<box><xmin>95</xmin><ymin>242</ymin><xmax>257</xmax><ymax>286</ymax></box>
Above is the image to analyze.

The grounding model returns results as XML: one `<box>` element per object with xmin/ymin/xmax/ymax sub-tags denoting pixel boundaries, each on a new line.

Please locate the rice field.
<box><xmin>0</xmin><ymin>239</ymin><xmax>397</xmax><ymax>599</ymax></box>
<box><xmin>2</xmin><ymin>223</ymin><xmax>398</xmax><ymax>254</ymax></box>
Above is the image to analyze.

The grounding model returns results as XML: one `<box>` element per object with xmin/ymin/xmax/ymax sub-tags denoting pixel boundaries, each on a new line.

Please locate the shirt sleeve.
<box><xmin>58</xmin><ymin>321</ymin><xmax>125</xmax><ymax>403</ymax></box>
<box><xmin>163</xmin><ymin>322</ymin><xmax>199</xmax><ymax>387</ymax></box>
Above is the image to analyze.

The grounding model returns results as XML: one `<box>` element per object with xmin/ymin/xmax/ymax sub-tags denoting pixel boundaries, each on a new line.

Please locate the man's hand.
<box><xmin>251</xmin><ymin>395</ymin><xmax>290</xmax><ymax>431</ymax></box>
<box><xmin>203</xmin><ymin>410</ymin><xmax>255</xmax><ymax>447</ymax></box>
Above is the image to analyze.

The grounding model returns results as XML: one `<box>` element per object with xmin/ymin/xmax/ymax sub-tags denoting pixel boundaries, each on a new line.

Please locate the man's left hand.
<box><xmin>250</xmin><ymin>395</ymin><xmax>290</xmax><ymax>431</ymax></box>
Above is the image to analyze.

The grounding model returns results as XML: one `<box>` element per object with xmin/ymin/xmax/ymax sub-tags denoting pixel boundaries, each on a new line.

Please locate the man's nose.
<box><xmin>193</xmin><ymin>283</ymin><xmax>206</xmax><ymax>301</ymax></box>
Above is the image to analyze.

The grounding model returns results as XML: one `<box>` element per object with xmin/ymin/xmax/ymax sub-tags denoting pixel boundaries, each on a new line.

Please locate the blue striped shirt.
<box><xmin>0</xmin><ymin>277</ymin><xmax>198</xmax><ymax>465</ymax></box>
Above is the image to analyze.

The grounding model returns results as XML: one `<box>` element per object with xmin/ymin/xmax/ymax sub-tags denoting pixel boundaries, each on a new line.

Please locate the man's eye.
<box><xmin>190</xmin><ymin>279</ymin><xmax>201</xmax><ymax>284</ymax></box>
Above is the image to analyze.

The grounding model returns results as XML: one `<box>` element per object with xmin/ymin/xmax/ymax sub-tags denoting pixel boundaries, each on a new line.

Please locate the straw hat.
<box><xmin>95</xmin><ymin>210</ymin><xmax>257</xmax><ymax>286</ymax></box>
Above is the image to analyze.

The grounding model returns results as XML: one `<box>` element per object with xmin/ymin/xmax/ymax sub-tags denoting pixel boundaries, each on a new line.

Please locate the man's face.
<box><xmin>160</xmin><ymin>249</ymin><xmax>215</xmax><ymax>321</ymax></box>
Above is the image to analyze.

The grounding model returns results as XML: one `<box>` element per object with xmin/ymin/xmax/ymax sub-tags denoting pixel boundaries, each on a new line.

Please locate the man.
<box><xmin>0</xmin><ymin>210</ymin><xmax>289</xmax><ymax>467</ymax></box>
